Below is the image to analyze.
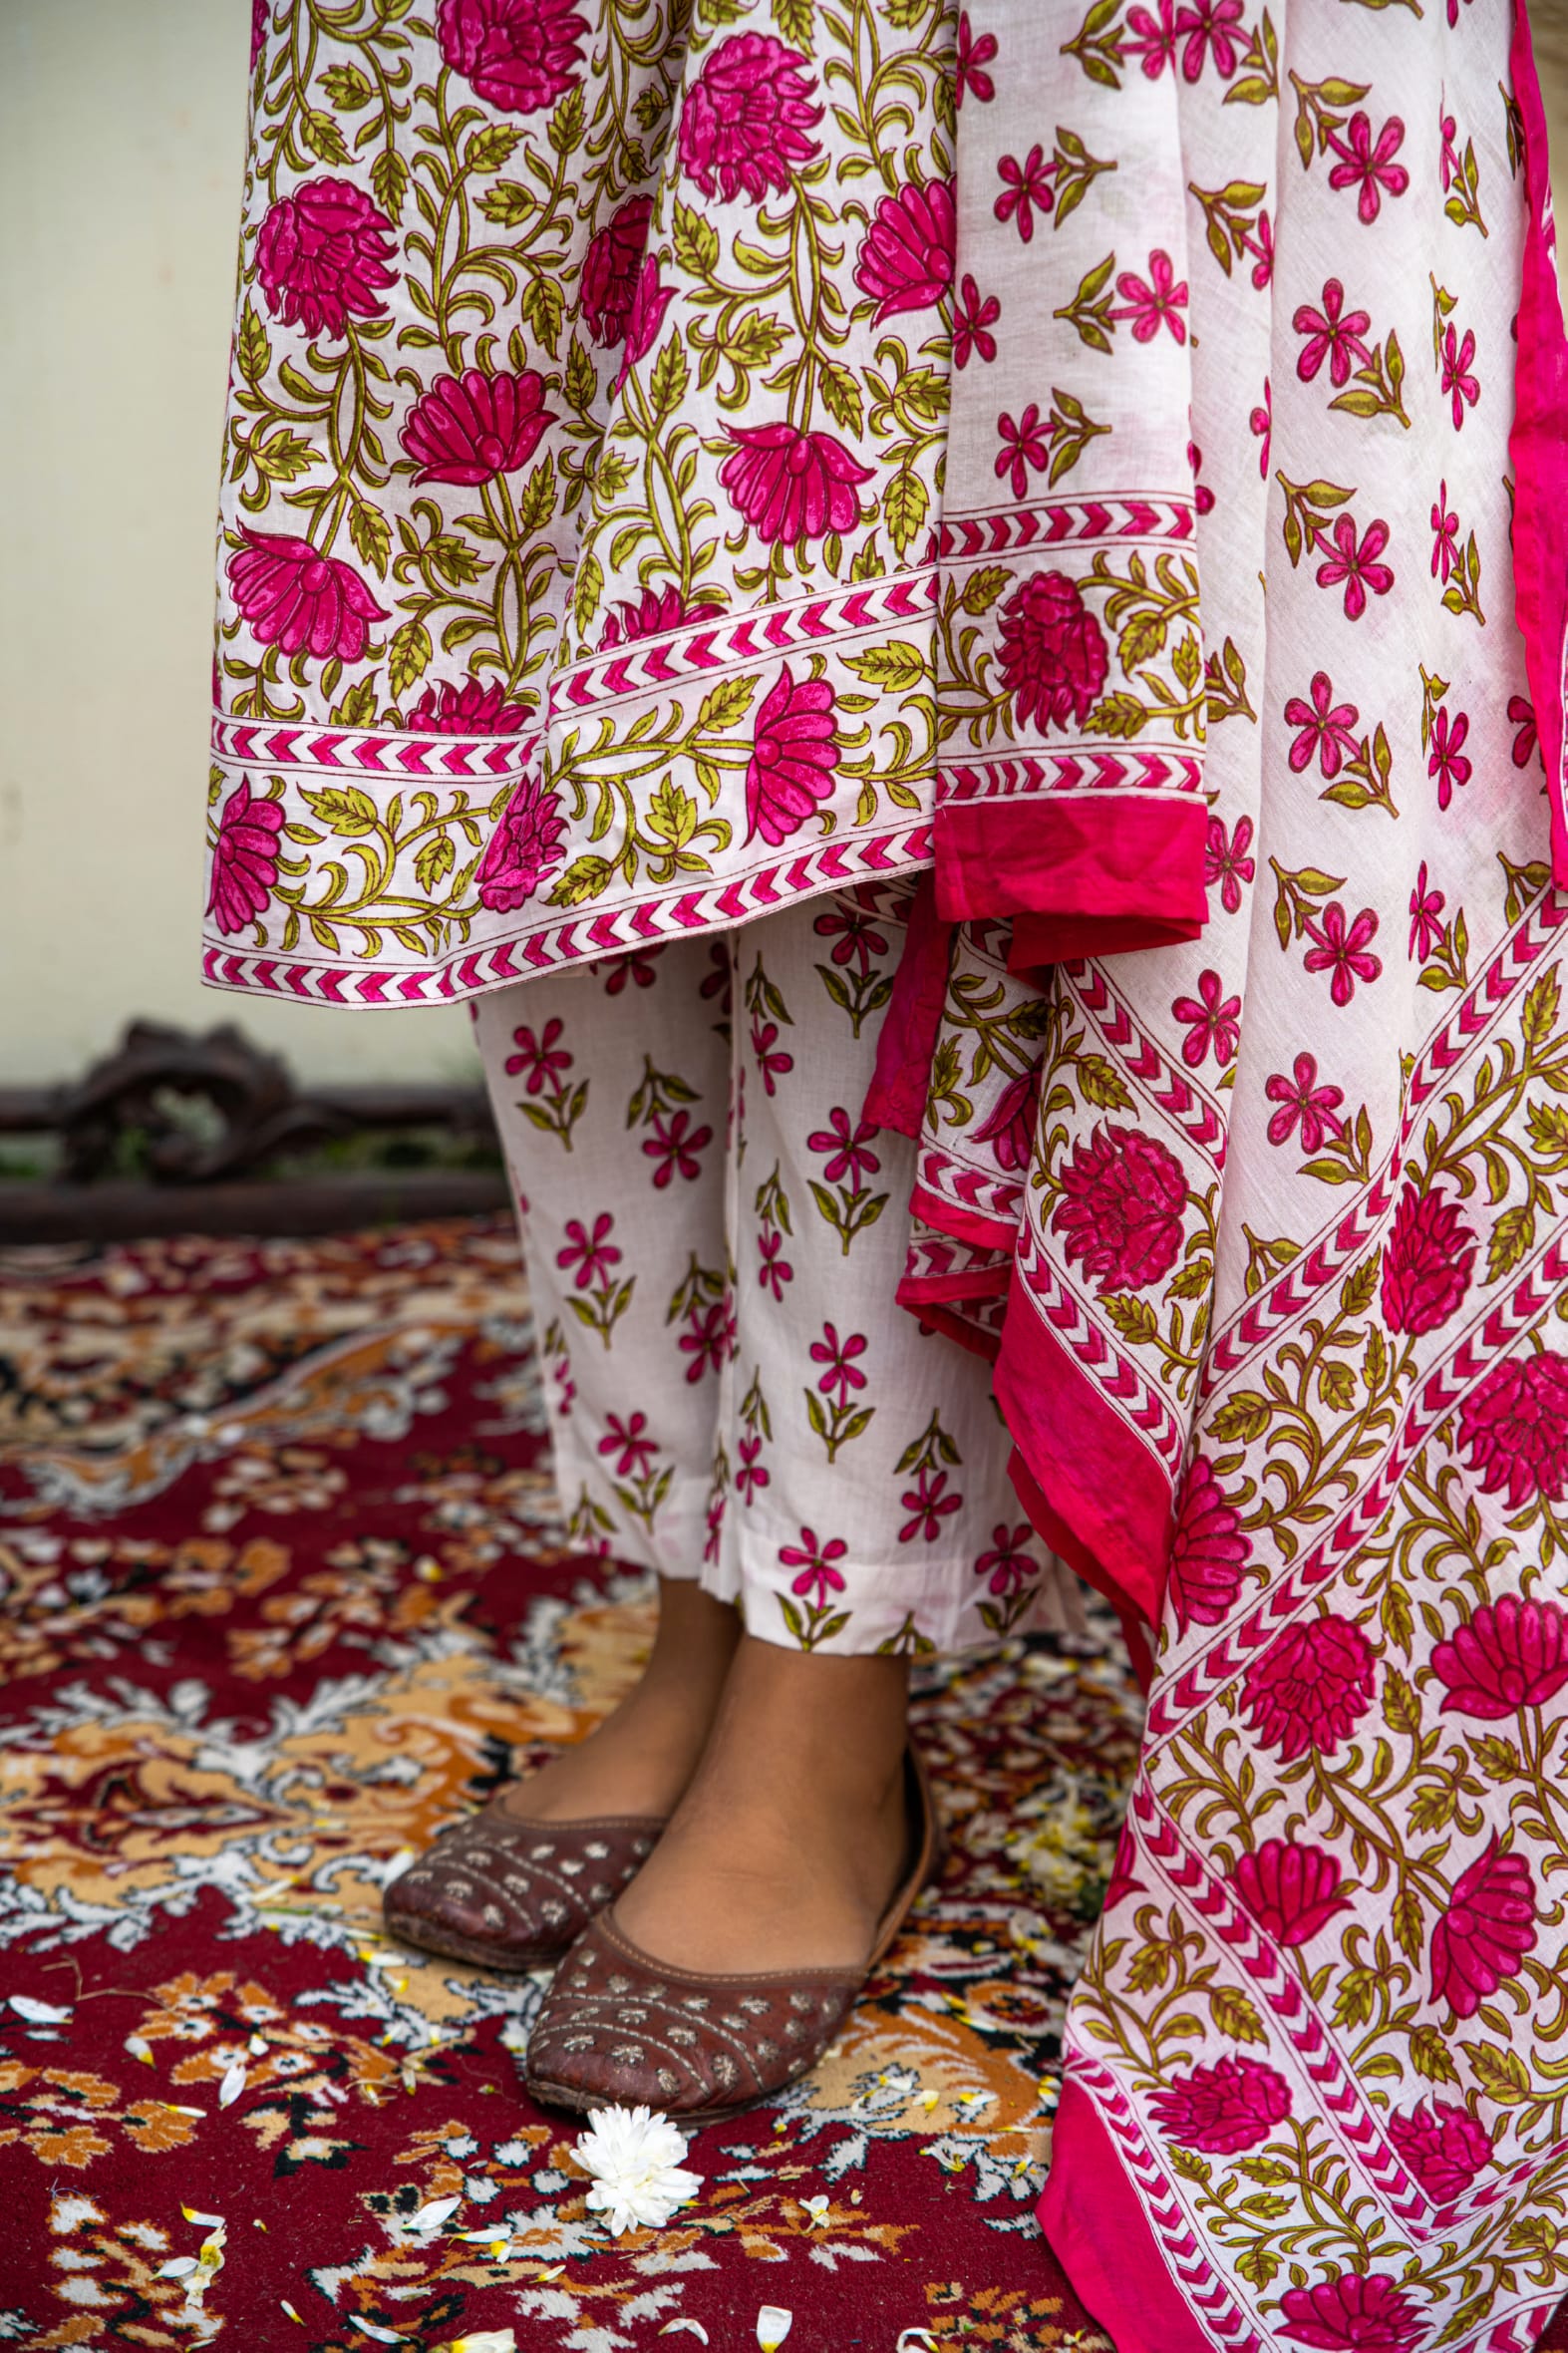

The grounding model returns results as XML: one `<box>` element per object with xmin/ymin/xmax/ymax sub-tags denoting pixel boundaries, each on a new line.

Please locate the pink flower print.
<box><xmin>474</xmin><ymin>770</ymin><xmax>568</xmax><ymax>910</ymax></box>
<box><xmin>400</xmin><ymin>369</ymin><xmax>555</xmax><ymax>486</ymax></box>
<box><xmin>973</xmin><ymin>1063</ymin><xmax>1043</xmax><ymax>1175</ymax></box>
<box><xmin>407</xmin><ymin>675</ymin><xmax>530</xmax><ymax>733</ymax></box>
<box><xmin>998</xmin><ymin>572</ymin><xmax>1109</xmax><ymax>732</ymax></box>
<box><xmin>1380</xmin><ymin>1182</ymin><xmax>1476</xmax><ymax>1337</ymax></box>
<box><xmin>679</xmin><ymin>1300</ymin><xmax>731</xmax><ymax>1382</ymax></box>
<box><xmin>809</xmin><ymin>1322</ymin><xmax>868</xmax><ymax>1405</ymax></box>
<box><xmin>1430</xmin><ymin>482</ymin><xmax>1459</xmax><ymax>581</ymax></box>
<box><xmin>1315</xmin><ymin>514</ymin><xmax>1394</xmax><ymax>620</ymax></box>
<box><xmin>642</xmin><ymin>1108</ymin><xmax>713</xmax><ymax>1188</ymax></box>
<box><xmin>813</xmin><ymin>901</ymin><xmax>887</xmax><ymax>973</ymax></box>
<box><xmin>227</xmin><ymin>529</ymin><xmax>388</xmax><ymax>663</ymax></box>
<box><xmin>580</xmin><ymin>194</ymin><xmax>652</xmax><ymax>347</ymax></box>
<box><xmin>1124</xmin><ymin>0</ymin><xmax>1176</xmax><ymax>78</ymax></box>
<box><xmin>953</xmin><ymin>274</ymin><xmax>1001</xmax><ymax>368</ymax></box>
<box><xmin>597</xmin><ymin>584</ymin><xmax>724</xmax><ymax>652</ymax></box>
<box><xmin>1205</xmin><ymin>814</ymin><xmax>1255</xmax><ymax>914</ymax></box>
<box><xmin>1439</xmin><ymin>110</ymin><xmax>1461</xmax><ymax>192</ymax></box>
<box><xmin>719</xmin><ymin>424</ymin><xmax>872</xmax><ymax>544</ymax></box>
<box><xmin>1052</xmin><ymin>1125</ymin><xmax>1186</xmax><ymax>1293</ymax></box>
<box><xmin>1293</xmin><ymin>279</ymin><xmax>1372</xmax><ymax>388</ymax></box>
<box><xmin>699</xmin><ymin>940</ymin><xmax>730</xmax><ymax>1008</ymax></box>
<box><xmin>613</xmin><ymin>255</ymin><xmax>676</xmax><ymax>391</ymax></box>
<box><xmin>1285</xmin><ymin>673</ymin><xmax>1361</xmax><ymax>778</ymax></box>
<box><xmin>1246</xmin><ymin>208</ymin><xmax>1274</xmax><ymax>289</ymax></box>
<box><xmin>438</xmin><ymin>0</ymin><xmax>585</xmax><ymax>112</ymax></box>
<box><xmin>1409</xmin><ymin>862</ymin><xmax>1445</xmax><ymax>960</ymax></box>
<box><xmin>503</xmin><ymin>1015</ymin><xmax>570</xmax><ymax>1095</ymax></box>
<box><xmin>1387</xmin><ymin>2102</ymin><xmax>1492</xmax><ymax>2205</ymax></box>
<box><xmin>1509</xmin><ymin>694</ymin><xmax>1539</xmax><ymax>769</ymax></box>
<box><xmin>781</xmin><ymin>1526</ymin><xmax>848</xmax><ymax>1606</ymax></box>
<box><xmin>1228</xmin><ymin>1841</ymin><xmax>1351</xmax><ymax>1948</ymax></box>
<box><xmin>1458</xmin><ymin>1354</ymin><xmax>1568</xmax><ymax>1509</ymax></box>
<box><xmin>1303</xmin><ymin>902</ymin><xmax>1383</xmax><ymax>1008</ymax></box>
<box><xmin>751</xmin><ymin>1019</ymin><xmax>793</xmax><ymax>1096</ymax></box>
<box><xmin>602</xmin><ymin>946</ymin><xmax>663</xmax><ymax>993</ymax></box>
<box><xmin>1171</xmin><ymin>968</ymin><xmax>1241</xmax><ymax>1070</ymax></box>
<box><xmin>757</xmin><ymin>1227</ymin><xmax>792</xmax><ymax>1300</ymax></box>
<box><xmin>955</xmin><ymin>10</ymin><xmax>997</xmax><ymax>105</ymax></box>
<box><xmin>1430</xmin><ymin>1593</ymin><xmax>1568</xmax><ymax>1720</ymax></box>
<box><xmin>994</xmin><ymin>147</ymin><xmax>1055</xmax><ymax>242</ymax></box>
<box><xmin>1327</xmin><ymin>112</ymin><xmax>1411</xmax><ymax>223</ymax></box>
<box><xmin>678</xmin><ymin>33</ymin><xmax>822</xmax><ymax>203</ymax></box>
<box><xmin>744</xmin><ymin>665</ymin><xmax>840</xmax><ymax>846</ymax></box>
<box><xmin>598</xmin><ymin>1412</ymin><xmax>657</xmax><ymax>1480</ymax></box>
<box><xmin>1174</xmin><ymin>0</ymin><xmax>1243</xmax><ymax>81</ymax></box>
<box><xmin>1168</xmin><ymin>1458</ymin><xmax>1249</xmax><ymax>1633</ymax></box>
<box><xmin>900</xmin><ymin>1466</ymin><xmax>963</xmax><ymax>1545</ymax></box>
<box><xmin>207</xmin><ymin>779</ymin><xmax>284</xmax><ymax>937</ymax></box>
<box><xmin>1427</xmin><ymin>706</ymin><xmax>1471</xmax><ymax>811</ymax></box>
<box><xmin>1249</xmin><ymin>378</ymin><xmax>1271</xmax><ymax>477</ymax></box>
<box><xmin>1110</xmin><ymin>249</ymin><xmax>1188</xmax><ymax>344</ymax></box>
<box><xmin>557</xmin><ymin>1211</ymin><xmax>620</xmax><ymax>1289</ymax></box>
<box><xmin>250</xmin><ymin>0</ymin><xmax>268</xmax><ymax>67</ymax></box>
<box><xmin>1265</xmin><ymin>1054</ymin><xmax>1345</xmax><ymax>1151</ymax></box>
<box><xmin>994</xmin><ymin>405</ymin><xmax>1052</xmax><ymax>501</ymax></box>
<box><xmin>1148</xmin><ymin>2057</ymin><xmax>1291</xmax><ymax>2155</ymax></box>
<box><xmin>1440</xmin><ymin>323</ymin><xmax>1479</xmax><ymax>429</ymax></box>
<box><xmin>975</xmin><ymin>1523</ymin><xmax>1036</xmax><ymax>1598</ymax></box>
<box><xmin>809</xmin><ymin>1106</ymin><xmax>880</xmax><ymax>1189</ymax></box>
<box><xmin>853</xmin><ymin>180</ymin><xmax>955</xmax><ymax>324</ymax></box>
<box><xmin>736</xmin><ymin>1433</ymin><xmax>770</xmax><ymax>1505</ymax></box>
<box><xmin>1278</xmin><ymin>2273</ymin><xmax>1422</xmax><ymax>2351</ymax></box>
<box><xmin>1428</xmin><ymin>1837</ymin><xmax>1536</xmax><ymax>2019</ymax></box>
<box><xmin>1242</xmin><ymin>1615</ymin><xmax>1376</xmax><ymax>1762</ymax></box>
<box><xmin>255</xmin><ymin>178</ymin><xmax>397</xmax><ymax>341</ymax></box>
<box><xmin>1187</xmin><ymin>442</ymin><xmax>1215</xmax><ymax>516</ymax></box>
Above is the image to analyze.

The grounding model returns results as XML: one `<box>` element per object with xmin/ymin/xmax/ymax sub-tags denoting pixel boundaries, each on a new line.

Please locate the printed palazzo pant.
<box><xmin>473</xmin><ymin>886</ymin><xmax>1079</xmax><ymax>1657</ymax></box>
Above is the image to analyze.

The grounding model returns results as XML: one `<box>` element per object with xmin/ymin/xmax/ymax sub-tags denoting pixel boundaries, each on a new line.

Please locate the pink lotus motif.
<box><xmin>853</xmin><ymin>180</ymin><xmax>955</xmax><ymax>324</ymax></box>
<box><xmin>1147</xmin><ymin>2056</ymin><xmax>1290</xmax><ymax>2154</ymax></box>
<box><xmin>436</xmin><ymin>0</ymin><xmax>588</xmax><ymax>115</ymax></box>
<box><xmin>744</xmin><ymin>666</ymin><xmax>839</xmax><ymax>846</ymax></box>
<box><xmin>719</xmin><ymin>423</ymin><xmax>872</xmax><ymax>545</ymax></box>
<box><xmin>207</xmin><ymin>779</ymin><xmax>285</xmax><ymax>937</ymax></box>
<box><xmin>1387</xmin><ymin>2101</ymin><xmax>1491</xmax><ymax>2203</ymax></box>
<box><xmin>1458</xmin><ymin>1354</ymin><xmax>1568</xmax><ymax>1509</ymax></box>
<box><xmin>1428</xmin><ymin>1837</ymin><xmax>1535</xmax><ymax>2018</ymax></box>
<box><xmin>1379</xmin><ymin>1182</ymin><xmax>1475</xmax><ymax>1337</ymax></box>
<box><xmin>580</xmin><ymin>195</ymin><xmax>653</xmax><ymax>346</ymax></box>
<box><xmin>1167</xmin><ymin>1457</ymin><xmax>1249</xmax><ymax>1632</ymax></box>
<box><xmin>1278</xmin><ymin>2272</ymin><xmax>1421</xmax><ymax>2351</ymax></box>
<box><xmin>972</xmin><ymin>1064</ymin><xmax>1043</xmax><ymax>1176</ymax></box>
<box><xmin>474</xmin><ymin>770</ymin><xmax>568</xmax><ymax>910</ymax></box>
<box><xmin>1242</xmin><ymin>1614</ymin><xmax>1376</xmax><ymax>1762</ymax></box>
<box><xmin>1051</xmin><ymin>1125</ymin><xmax>1186</xmax><ymax>1293</ymax></box>
<box><xmin>598</xmin><ymin>585</ymin><xmax>724</xmax><ymax>651</ymax></box>
<box><xmin>227</xmin><ymin>529</ymin><xmax>388</xmax><ymax>664</ymax></box>
<box><xmin>1228</xmin><ymin>1839</ymin><xmax>1351</xmax><ymax>1947</ymax></box>
<box><xmin>1430</xmin><ymin>1593</ymin><xmax>1568</xmax><ymax>1720</ymax></box>
<box><xmin>255</xmin><ymin>177</ymin><xmax>397</xmax><ymax>341</ymax></box>
<box><xmin>678</xmin><ymin>33</ymin><xmax>822</xmax><ymax>204</ymax></box>
<box><xmin>407</xmin><ymin>676</ymin><xmax>531</xmax><ymax>735</ymax></box>
<box><xmin>997</xmin><ymin>572</ymin><xmax>1109</xmax><ymax>733</ymax></box>
<box><xmin>614</xmin><ymin>255</ymin><xmax>676</xmax><ymax>391</ymax></box>
<box><xmin>400</xmin><ymin>369</ymin><xmax>554</xmax><ymax>486</ymax></box>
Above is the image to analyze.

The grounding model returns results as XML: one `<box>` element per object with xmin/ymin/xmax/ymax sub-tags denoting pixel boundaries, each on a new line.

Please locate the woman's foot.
<box><xmin>610</xmin><ymin>1635</ymin><xmax>913</xmax><ymax>1974</ymax></box>
<box><xmin>494</xmin><ymin>1576</ymin><xmax>741</xmax><ymax>1825</ymax></box>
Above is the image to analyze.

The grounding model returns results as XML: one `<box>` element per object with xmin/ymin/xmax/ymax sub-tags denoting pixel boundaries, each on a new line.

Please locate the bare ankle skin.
<box><xmin>497</xmin><ymin>1576</ymin><xmax>741</xmax><ymax>1824</ymax></box>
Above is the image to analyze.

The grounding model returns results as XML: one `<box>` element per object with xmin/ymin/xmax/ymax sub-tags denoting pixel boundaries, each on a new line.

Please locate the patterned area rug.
<box><xmin>0</xmin><ymin>1219</ymin><xmax>1142</xmax><ymax>2348</ymax></box>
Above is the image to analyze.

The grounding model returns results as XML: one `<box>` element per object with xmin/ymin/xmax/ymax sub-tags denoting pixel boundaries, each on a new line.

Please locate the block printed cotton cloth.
<box><xmin>471</xmin><ymin>889</ymin><xmax>1079</xmax><ymax>1653</ymax></box>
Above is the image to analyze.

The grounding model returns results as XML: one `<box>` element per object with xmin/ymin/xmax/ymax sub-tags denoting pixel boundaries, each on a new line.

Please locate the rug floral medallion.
<box><xmin>0</xmin><ymin>1217</ymin><xmax>1141</xmax><ymax>2348</ymax></box>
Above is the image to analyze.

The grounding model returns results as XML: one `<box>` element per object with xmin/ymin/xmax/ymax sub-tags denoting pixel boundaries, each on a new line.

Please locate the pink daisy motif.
<box><xmin>1315</xmin><ymin>513</ymin><xmax>1394</xmax><ymax>619</ymax></box>
<box><xmin>1171</xmin><ymin>968</ymin><xmax>1241</xmax><ymax>1069</ymax></box>
<box><xmin>994</xmin><ymin>405</ymin><xmax>1053</xmax><ymax>500</ymax></box>
<box><xmin>953</xmin><ymin>273</ymin><xmax>1001</xmax><ymax>368</ymax></box>
<box><xmin>1427</xmin><ymin>706</ymin><xmax>1472</xmax><ymax>810</ymax></box>
<box><xmin>781</xmin><ymin>1526</ymin><xmax>849</xmax><ymax>1606</ymax></box>
<box><xmin>1430</xmin><ymin>481</ymin><xmax>1459</xmax><ymax>581</ymax></box>
<box><xmin>1264</xmin><ymin>1053</ymin><xmax>1345</xmax><ymax>1151</ymax></box>
<box><xmin>1124</xmin><ymin>0</ymin><xmax>1176</xmax><ymax>77</ymax></box>
<box><xmin>1293</xmin><ymin>279</ymin><xmax>1372</xmax><ymax>387</ymax></box>
<box><xmin>1409</xmin><ymin>862</ymin><xmax>1445</xmax><ymax>961</ymax></box>
<box><xmin>1110</xmin><ymin>249</ymin><xmax>1188</xmax><ymax>343</ymax></box>
<box><xmin>1205</xmin><ymin>814</ymin><xmax>1255</xmax><ymax>914</ymax></box>
<box><xmin>1440</xmin><ymin>322</ymin><xmax>1480</xmax><ymax>429</ymax></box>
<box><xmin>956</xmin><ymin>9</ymin><xmax>998</xmax><ymax>105</ymax></box>
<box><xmin>994</xmin><ymin>146</ymin><xmax>1055</xmax><ymax>242</ymax></box>
<box><xmin>1303</xmin><ymin>902</ymin><xmax>1383</xmax><ymax>1007</ymax></box>
<box><xmin>1327</xmin><ymin>111</ymin><xmax>1411</xmax><ymax>223</ymax></box>
<box><xmin>1174</xmin><ymin>0</ymin><xmax>1244</xmax><ymax>82</ymax></box>
<box><xmin>1284</xmin><ymin>673</ymin><xmax>1361</xmax><ymax>778</ymax></box>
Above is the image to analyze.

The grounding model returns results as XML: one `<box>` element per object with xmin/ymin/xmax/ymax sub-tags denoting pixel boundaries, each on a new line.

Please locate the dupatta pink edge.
<box><xmin>1037</xmin><ymin>2084</ymin><xmax>1216</xmax><ymax>2353</ymax></box>
<box><xmin>1510</xmin><ymin>0</ymin><xmax>1568</xmax><ymax>886</ymax></box>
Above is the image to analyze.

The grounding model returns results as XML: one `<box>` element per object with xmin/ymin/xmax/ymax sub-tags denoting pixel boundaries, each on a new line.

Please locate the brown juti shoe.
<box><xmin>523</xmin><ymin>1747</ymin><xmax>945</xmax><ymax>2123</ymax></box>
<box><xmin>383</xmin><ymin>1800</ymin><xmax>665</xmax><ymax>1971</ymax></box>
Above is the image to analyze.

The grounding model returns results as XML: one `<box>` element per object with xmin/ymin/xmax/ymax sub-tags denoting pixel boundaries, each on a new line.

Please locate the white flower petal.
<box><xmin>449</xmin><ymin>2334</ymin><xmax>517</xmax><ymax>2353</ymax></box>
<box><xmin>10</xmin><ymin>1995</ymin><xmax>72</xmax><ymax>2024</ymax></box>
<box><xmin>247</xmin><ymin>2033</ymin><xmax>268</xmax><ymax>2057</ymax></box>
<box><xmin>157</xmin><ymin>2259</ymin><xmax>199</xmax><ymax>2280</ymax></box>
<box><xmin>125</xmin><ymin>2034</ymin><xmax>156</xmax><ymax>2066</ymax></box>
<box><xmin>757</xmin><ymin>2309</ymin><xmax>792</xmax><ymax>2352</ymax></box>
<box><xmin>217</xmin><ymin>2060</ymin><xmax>247</xmax><ymax>2108</ymax></box>
<box><xmin>411</xmin><ymin>2195</ymin><xmax>461</xmax><ymax>2232</ymax></box>
<box><xmin>574</xmin><ymin>2105</ymin><xmax>702</xmax><ymax>2235</ymax></box>
<box><xmin>659</xmin><ymin>2325</ymin><xmax>709</xmax><ymax>2342</ymax></box>
<box><xmin>281</xmin><ymin>2302</ymin><xmax>304</xmax><ymax>2323</ymax></box>
<box><xmin>180</xmin><ymin>2208</ymin><xmax>225</xmax><ymax>2227</ymax></box>
<box><xmin>349</xmin><ymin>2321</ymin><xmax>405</xmax><ymax>2345</ymax></box>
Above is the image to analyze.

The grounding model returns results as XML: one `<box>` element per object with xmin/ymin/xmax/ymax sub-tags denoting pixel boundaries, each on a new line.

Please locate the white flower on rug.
<box><xmin>574</xmin><ymin>2105</ymin><xmax>702</xmax><ymax>2236</ymax></box>
<box><xmin>757</xmin><ymin>2310</ymin><xmax>792</xmax><ymax>2352</ymax></box>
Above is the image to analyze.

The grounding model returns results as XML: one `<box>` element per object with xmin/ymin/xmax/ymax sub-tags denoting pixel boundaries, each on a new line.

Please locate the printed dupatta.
<box><xmin>875</xmin><ymin>3</ymin><xmax>1568</xmax><ymax>2347</ymax></box>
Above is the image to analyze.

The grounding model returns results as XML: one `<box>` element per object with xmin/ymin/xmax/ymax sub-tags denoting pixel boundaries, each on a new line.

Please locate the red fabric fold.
<box><xmin>933</xmin><ymin>796</ymin><xmax>1208</xmax><ymax>951</ymax></box>
<box><xmin>1038</xmin><ymin>2084</ymin><xmax>1213</xmax><ymax>2353</ymax></box>
<box><xmin>863</xmin><ymin>874</ymin><xmax>952</xmax><ymax>1138</ymax></box>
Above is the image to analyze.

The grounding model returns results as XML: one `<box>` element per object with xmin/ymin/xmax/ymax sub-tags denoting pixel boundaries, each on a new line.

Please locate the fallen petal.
<box><xmin>411</xmin><ymin>2195</ymin><xmax>462</xmax><ymax>2232</ymax></box>
<box><xmin>182</xmin><ymin>2208</ymin><xmax>225</xmax><ymax>2228</ymax></box>
<box><xmin>10</xmin><ymin>1995</ymin><xmax>72</xmax><ymax>2024</ymax></box>
<box><xmin>125</xmin><ymin>2034</ymin><xmax>156</xmax><ymax>2065</ymax></box>
<box><xmin>281</xmin><ymin>2301</ymin><xmax>304</xmax><ymax>2323</ymax></box>
<box><xmin>218</xmin><ymin>2060</ymin><xmax>247</xmax><ymax>2108</ymax></box>
<box><xmin>349</xmin><ymin>2322</ymin><xmax>405</xmax><ymax>2346</ymax></box>
<box><xmin>757</xmin><ymin>2310</ymin><xmax>793</xmax><ymax>2353</ymax></box>
<box><xmin>660</xmin><ymin>2325</ymin><xmax>710</xmax><ymax>2343</ymax></box>
<box><xmin>157</xmin><ymin>2259</ymin><xmax>199</xmax><ymax>2280</ymax></box>
<box><xmin>449</xmin><ymin>2335</ymin><xmax>518</xmax><ymax>2353</ymax></box>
